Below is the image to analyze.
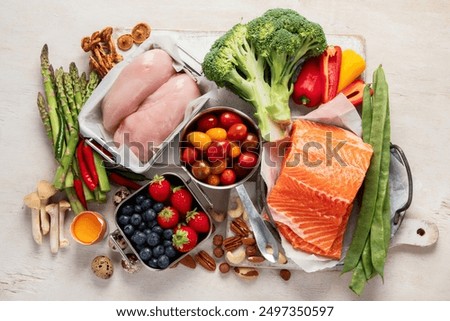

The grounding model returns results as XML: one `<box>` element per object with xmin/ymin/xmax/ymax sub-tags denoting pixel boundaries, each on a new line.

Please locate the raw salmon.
<box><xmin>267</xmin><ymin>119</ymin><xmax>373</xmax><ymax>259</ymax></box>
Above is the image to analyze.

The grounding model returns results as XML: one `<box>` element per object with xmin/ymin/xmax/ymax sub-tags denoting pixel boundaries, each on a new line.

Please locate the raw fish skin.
<box><xmin>102</xmin><ymin>49</ymin><xmax>176</xmax><ymax>133</ymax></box>
<box><xmin>114</xmin><ymin>73</ymin><xmax>201</xmax><ymax>162</ymax></box>
<box><xmin>267</xmin><ymin>119</ymin><xmax>373</xmax><ymax>259</ymax></box>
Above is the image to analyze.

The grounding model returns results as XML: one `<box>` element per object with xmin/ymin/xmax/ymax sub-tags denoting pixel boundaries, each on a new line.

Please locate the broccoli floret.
<box><xmin>202</xmin><ymin>9</ymin><xmax>327</xmax><ymax>141</ymax></box>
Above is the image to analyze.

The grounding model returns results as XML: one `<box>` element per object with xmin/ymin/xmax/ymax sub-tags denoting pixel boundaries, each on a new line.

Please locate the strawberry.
<box><xmin>170</xmin><ymin>186</ymin><xmax>193</xmax><ymax>218</ymax></box>
<box><xmin>172</xmin><ymin>225</ymin><xmax>198</xmax><ymax>253</ymax></box>
<box><xmin>148</xmin><ymin>175</ymin><xmax>171</xmax><ymax>202</ymax></box>
<box><xmin>186</xmin><ymin>209</ymin><xmax>211</xmax><ymax>234</ymax></box>
<box><xmin>157</xmin><ymin>206</ymin><xmax>179</xmax><ymax>229</ymax></box>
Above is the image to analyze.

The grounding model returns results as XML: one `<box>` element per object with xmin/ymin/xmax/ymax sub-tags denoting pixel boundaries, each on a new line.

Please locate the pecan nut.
<box><xmin>222</xmin><ymin>236</ymin><xmax>242</xmax><ymax>252</ymax></box>
<box><xmin>230</xmin><ymin>217</ymin><xmax>250</xmax><ymax>237</ymax></box>
<box><xmin>195</xmin><ymin>250</ymin><xmax>216</xmax><ymax>271</ymax></box>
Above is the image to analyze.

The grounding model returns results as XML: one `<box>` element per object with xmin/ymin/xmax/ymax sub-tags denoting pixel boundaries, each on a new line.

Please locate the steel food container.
<box><xmin>109</xmin><ymin>171</ymin><xmax>214</xmax><ymax>271</ymax></box>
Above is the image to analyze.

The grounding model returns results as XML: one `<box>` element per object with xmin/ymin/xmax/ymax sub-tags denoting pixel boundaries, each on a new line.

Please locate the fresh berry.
<box><xmin>170</xmin><ymin>187</ymin><xmax>193</xmax><ymax>218</ymax></box>
<box><xmin>163</xmin><ymin>239</ymin><xmax>173</xmax><ymax>247</ymax></box>
<box><xmin>135</xmin><ymin>195</ymin><xmax>146</xmax><ymax>204</ymax></box>
<box><xmin>138</xmin><ymin>222</ymin><xmax>147</xmax><ymax>231</ymax></box>
<box><xmin>143</xmin><ymin>228</ymin><xmax>152</xmax><ymax>235</ymax></box>
<box><xmin>117</xmin><ymin>215</ymin><xmax>130</xmax><ymax>226</ymax></box>
<box><xmin>123</xmin><ymin>224</ymin><xmax>135</xmax><ymax>236</ymax></box>
<box><xmin>146</xmin><ymin>232</ymin><xmax>161</xmax><ymax>247</ymax></box>
<box><xmin>165</xmin><ymin>245</ymin><xmax>177</xmax><ymax>258</ymax></box>
<box><xmin>186</xmin><ymin>209</ymin><xmax>211</xmax><ymax>234</ymax></box>
<box><xmin>131</xmin><ymin>231</ymin><xmax>147</xmax><ymax>246</ymax></box>
<box><xmin>142</xmin><ymin>209</ymin><xmax>157</xmax><ymax>222</ymax></box>
<box><xmin>147</xmin><ymin>257</ymin><xmax>159</xmax><ymax>269</ymax></box>
<box><xmin>139</xmin><ymin>247</ymin><xmax>152</xmax><ymax>261</ymax></box>
<box><xmin>152</xmin><ymin>244</ymin><xmax>165</xmax><ymax>258</ymax></box>
<box><xmin>152</xmin><ymin>202</ymin><xmax>164</xmax><ymax>213</ymax></box>
<box><xmin>130</xmin><ymin>213</ymin><xmax>142</xmax><ymax>226</ymax></box>
<box><xmin>148</xmin><ymin>175</ymin><xmax>172</xmax><ymax>202</ymax></box>
<box><xmin>121</xmin><ymin>204</ymin><xmax>134</xmax><ymax>216</ymax></box>
<box><xmin>157</xmin><ymin>206</ymin><xmax>179</xmax><ymax>229</ymax></box>
<box><xmin>162</xmin><ymin>229</ymin><xmax>173</xmax><ymax>240</ymax></box>
<box><xmin>134</xmin><ymin>204</ymin><xmax>143</xmax><ymax>213</ymax></box>
<box><xmin>141</xmin><ymin>198</ymin><xmax>153</xmax><ymax>210</ymax></box>
<box><xmin>157</xmin><ymin>255</ymin><xmax>170</xmax><ymax>269</ymax></box>
<box><xmin>172</xmin><ymin>225</ymin><xmax>198</xmax><ymax>253</ymax></box>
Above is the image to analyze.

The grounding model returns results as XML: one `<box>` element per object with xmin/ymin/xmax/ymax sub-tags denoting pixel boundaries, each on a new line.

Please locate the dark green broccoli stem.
<box><xmin>40</xmin><ymin>44</ymin><xmax>61</xmax><ymax>145</ymax></box>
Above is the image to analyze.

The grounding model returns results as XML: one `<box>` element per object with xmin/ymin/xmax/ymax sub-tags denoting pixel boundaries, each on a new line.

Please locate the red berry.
<box><xmin>186</xmin><ymin>209</ymin><xmax>211</xmax><ymax>234</ymax></box>
<box><xmin>170</xmin><ymin>186</ymin><xmax>193</xmax><ymax>218</ymax></box>
<box><xmin>172</xmin><ymin>225</ymin><xmax>198</xmax><ymax>253</ymax></box>
<box><xmin>157</xmin><ymin>206</ymin><xmax>179</xmax><ymax>229</ymax></box>
<box><xmin>148</xmin><ymin>175</ymin><xmax>171</xmax><ymax>202</ymax></box>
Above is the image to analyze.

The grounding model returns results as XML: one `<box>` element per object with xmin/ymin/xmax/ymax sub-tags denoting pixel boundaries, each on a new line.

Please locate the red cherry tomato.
<box><xmin>233</xmin><ymin>162</ymin><xmax>251</xmax><ymax>178</ymax></box>
<box><xmin>219</xmin><ymin>111</ymin><xmax>243</xmax><ymax>129</ymax></box>
<box><xmin>206</xmin><ymin>141</ymin><xmax>230</xmax><ymax>162</ymax></box>
<box><xmin>227</xmin><ymin>123</ymin><xmax>248</xmax><ymax>141</ymax></box>
<box><xmin>220</xmin><ymin>169</ymin><xmax>237</xmax><ymax>185</ymax></box>
<box><xmin>242</xmin><ymin>132</ymin><xmax>259</xmax><ymax>152</ymax></box>
<box><xmin>181</xmin><ymin>146</ymin><xmax>198</xmax><ymax>165</ymax></box>
<box><xmin>238</xmin><ymin>151</ymin><xmax>258</xmax><ymax>168</ymax></box>
<box><xmin>197</xmin><ymin>114</ymin><xmax>219</xmax><ymax>132</ymax></box>
<box><xmin>191</xmin><ymin>160</ymin><xmax>211</xmax><ymax>180</ymax></box>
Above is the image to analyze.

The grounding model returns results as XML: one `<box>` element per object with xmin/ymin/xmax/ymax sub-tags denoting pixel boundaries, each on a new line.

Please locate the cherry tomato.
<box><xmin>206</xmin><ymin>141</ymin><xmax>230</xmax><ymax>162</ymax></box>
<box><xmin>220</xmin><ymin>169</ymin><xmax>237</xmax><ymax>185</ymax></box>
<box><xmin>210</xmin><ymin>159</ymin><xmax>227</xmax><ymax>175</ymax></box>
<box><xmin>206</xmin><ymin>174</ymin><xmax>221</xmax><ymax>186</ymax></box>
<box><xmin>233</xmin><ymin>162</ymin><xmax>251</xmax><ymax>178</ymax></box>
<box><xmin>181</xmin><ymin>146</ymin><xmax>198</xmax><ymax>165</ymax></box>
<box><xmin>238</xmin><ymin>151</ymin><xmax>258</xmax><ymax>168</ymax></box>
<box><xmin>191</xmin><ymin>160</ymin><xmax>211</xmax><ymax>180</ymax></box>
<box><xmin>197</xmin><ymin>114</ymin><xmax>219</xmax><ymax>132</ymax></box>
<box><xmin>242</xmin><ymin>132</ymin><xmax>259</xmax><ymax>152</ymax></box>
<box><xmin>227</xmin><ymin>123</ymin><xmax>248</xmax><ymax>141</ymax></box>
<box><xmin>219</xmin><ymin>111</ymin><xmax>243</xmax><ymax>129</ymax></box>
<box><xmin>228</xmin><ymin>141</ymin><xmax>241</xmax><ymax>159</ymax></box>
<box><xmin>206</xmin><ymin>127</ymin><xmax>227</xmax><ymax>141</ymax></box>
<box><xmin>187</xmin><ymin>131</ymin><xmax>212</xmax><ymax>151</ymax></box>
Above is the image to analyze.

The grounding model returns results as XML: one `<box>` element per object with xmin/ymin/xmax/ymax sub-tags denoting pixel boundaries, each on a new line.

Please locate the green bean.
<box><xmin>361</xmin><ymin>236</ymin><xmax>374</xmax><ymax>280</ymax></box>
<box><xmin>349</xmin><ymin>260</ymin><xmax>367</xmax><ymax>296</ymax></box>
<box><xmin>361</xmin><ymin>84</ymin><xmax>373</xmax><ymax>142</ymax></box>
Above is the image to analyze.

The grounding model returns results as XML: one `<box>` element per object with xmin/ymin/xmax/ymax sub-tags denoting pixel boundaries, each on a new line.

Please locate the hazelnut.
<box><xmin>280</xmin><ymin>269</ymin><xmax>291</xmax><ymax>281</ymax></box>
<box><xmin>213</xmin><ymin>234</ymin><xmax>224</xmax><ymax>246</ymax></box>
<box><xmin>245</xmin><ymin>245</ymin><xmax>258</xmax><ymax>257</ymax></box>
<box><xmin>219</xmin><ymin>262</ymin><xmax>230</xmax><ymax>273</ymax></box>
<box><xmin>213</xmin><ymin>246</ymin><xmax>224</xmax><ymax>258</ymax></box>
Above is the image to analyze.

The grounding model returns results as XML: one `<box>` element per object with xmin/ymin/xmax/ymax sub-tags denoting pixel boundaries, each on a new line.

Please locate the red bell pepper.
<box><xmin>341</xmin><ymin>79</ymin><xmax>373</xmax><ymax>106</ymax></box>
<box><xmin>321</xmin><ymin>45</ymin><xmax>342</xmax><ymax>103</ymax></box>
<box><xmin>292</xmin><ymin>56</ymin><xmax>324</xmax><ymax>108</ymax></box>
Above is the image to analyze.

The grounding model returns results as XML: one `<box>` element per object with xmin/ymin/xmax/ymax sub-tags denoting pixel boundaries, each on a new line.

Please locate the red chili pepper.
<box><xmin>341</xmin><ymin>79</ymin><xmax>373</xmax><ymax>106</ymax></box>
<box><xmin>81</xmin><ymin>142</ymin><xmax>99</xmax><ymax>187</ymax></box>
<box><xmin>292</xmin><ymin>56</ymin><xmax>324</xmax><ymax>108</ymax></box>
<box><xmin>321</xmin><ymin>45</ymin><xmax>342</xmax><ymax>103</ymax></box>
<box><xmin>76</xmin><ymin>142</ymin><xmax>97</xmax><ymax>191</ymax></box>
<box><xmin>109</xmin><ymin>172</ymin><xmax>142</xmax><ymax>190</ymax></box>
<box><xmin>74</xmin><ymin>178</ymin><xmax>88</xmax><ymax>209</ymax></box>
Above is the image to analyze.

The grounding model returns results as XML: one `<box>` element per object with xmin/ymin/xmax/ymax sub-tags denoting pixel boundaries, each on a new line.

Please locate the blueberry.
<box><xmin>153</xmin><ymin>244</ymin><xmax>165</xmax><ymax>258</ymax></box>
<box><xmin>162</xmin><ymin>229</ymin><xmax>173</xmax><ymax>240</ymax></box>
<box><xmin>130</xmin><ymin>213</ymin><xmax>142</xmax><ymax>226</ymax></box>
<box><xmin>143</xmin><ymin>228</ymin><xmax>152</xmax><ymax>235</ymax></box>
<box><xmin>165</xmin><ymin>245</ymin><xmax>177</xmax><ymax>258</ymax></box>
<box><xmin>134</xmin><ymin>204</ymin><xmax>143</xmax><ymax>213</ymax></box>
<box><xmin>121</xmin><ymin>204</ymin><xmax>134</xmax><ymax>216</ymax></box>
<box><xmin>146</xmin><ymin>232</ymin><xmax>160</xmax><ymax>247</ymax></box>
<box><xmin>131</xmin><ymin>231</ymin><xmax>147</xmax><ymax>245</ymax></box>
<box><xmin>142</xmin><ymin>209</ymin><xmax>156</xmax><ymax>222</ymax></box>
<box><xmin>157</xmin><ymin>255</ymin><xmax>170</xmax><ymax>269</ymax></box>
<box><xmin>135</xmin><ymin>194</ymin><xmax>146</xmax><ymax>204</ymax></box>
<box><xmin>134</xmin><ymin>243</ymin><xmax>146</xmax><ymax>252</ymax></box>
<box><xmin>117</xmin><ymin>215</ymin><xmax>130</xmax><ymax>226</ymax></box>
<box><xmin>139</xmin><ymin>247</ymin><xmax>152</xmax><ymax>261</ymax></box>
<box><xmin>141</xmin><ymin>198</ymin><xmax>153</xmax><ymax>210</ymax></box>
<box><xmin>152</xmin><ymin>225</ymin><xmax>163</xmax><ymax>235</ymax></box>
<box><xmin>147</xmin><ymin>257</ymin><xmax>159</xmax><ymax>269</ymax></box>
<box><xmin>138</xmin><ymin>222</ymin><xmax>147</xmax><ymax>231</ymax></box>
<box><xmin>148</xmin><ymin>220</ymin><xmax>158</xmax><ymax>228</ymax></box>
<box><xmin>123</xmin><ymin>224</ymin><xmax>135</xmax><ymax>236</ymax></box>
<box><xmin>153</xmin><ymin>202</ymin><xmax>164</xmax><ymax>213</ymax></box>
<box><xmin>162</xmin><ymin>239</ymin><xmax>173</xmax><ymax>247</ymax></box>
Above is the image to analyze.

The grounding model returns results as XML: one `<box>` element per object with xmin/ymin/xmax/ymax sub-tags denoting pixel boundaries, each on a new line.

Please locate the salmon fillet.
<box><xmin>267</xmin><ymin>119</ymin><xmax>372</xmax><ymax>259</ymax></box>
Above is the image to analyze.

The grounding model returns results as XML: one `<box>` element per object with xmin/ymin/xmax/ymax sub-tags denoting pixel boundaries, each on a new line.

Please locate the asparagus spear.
<box><xmin>63</xmin><ymin>71</ymin><xmax>77</xmax><ymax>120</ymax></box>
<box><xmin>55</xmin><ymin>67</ymin><xmax>75</xmax><ymax>131</ymax></box>
<box><xmin>70</xmin><ymin>62</ymin><xmax>83</xmax><ymax>113</ymax></box>
<box><xmin>80</xmin><ymin>71</ymin><xmax>87</xmax><ymax>103</ymax></box>
<box><xmin>84</xmin><ymin>70</ymin><xmax>99</xmax><ymax>100</ymax></box>
<box><xmin>37</xmin><ymin>92</ymin><xmax>52</xmax><ymax>142</ymax></box>
<box><xmin>40</xmin><ymin>44</ymin><xmax>60</xmax><ymax>145</ymax></box>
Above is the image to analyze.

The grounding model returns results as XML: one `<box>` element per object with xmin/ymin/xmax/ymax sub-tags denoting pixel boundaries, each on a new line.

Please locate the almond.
<box><xmin>179</xmin><ymin>254</ymin><xmax>196</xmax><ymax>269</ymax></box>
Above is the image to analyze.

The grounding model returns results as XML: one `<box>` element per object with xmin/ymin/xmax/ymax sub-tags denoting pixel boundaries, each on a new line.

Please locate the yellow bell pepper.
<box><xmin>337</xmin><ymin>49</ymin><xmax>366</xmax><ymax>92</ymax></box>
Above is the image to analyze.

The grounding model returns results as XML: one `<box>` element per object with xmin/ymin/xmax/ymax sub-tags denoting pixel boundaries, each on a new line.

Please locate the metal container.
<box><xmin>109</xmin><ymin>170</ymin><xmax>214</xmax><ymax>271</ymax></box>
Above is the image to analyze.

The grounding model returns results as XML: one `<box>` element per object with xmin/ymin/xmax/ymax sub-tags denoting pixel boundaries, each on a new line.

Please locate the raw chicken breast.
<box><xmin>101</xmin><ymin>49</ymin><xmax>176</xmax><ymax>133</ymax></box>
<box><xmin>114</xmin><ymin>73</ymin><xmax>201</xmax><ymax>162</ymax></box>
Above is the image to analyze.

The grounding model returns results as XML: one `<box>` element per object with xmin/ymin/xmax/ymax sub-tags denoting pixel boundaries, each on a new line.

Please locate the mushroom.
<box><xmin>23</xmin><ymin>192</ymin><xmax>42</xmax><ymax>245</ymax></box>
<box><xmin>37</xmin><ymin>180</ymin><xmax>57</xmax><ymax>235</ymax></box>
<box><xmin>58</xmin><ymin>200</ymin><xmax>71</xmax><ymax>248</ymax></box>
<box><xmin>45</xmin><ymin>203</ymin><xmax>59</xmax><ymax>254</ymax></box>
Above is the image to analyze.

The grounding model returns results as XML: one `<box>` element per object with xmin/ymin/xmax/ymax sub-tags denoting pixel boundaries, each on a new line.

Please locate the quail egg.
<box><xmin>91</xmin><ymin>255</ymin><xmax>114</xmax><ymax>279</ymax></box>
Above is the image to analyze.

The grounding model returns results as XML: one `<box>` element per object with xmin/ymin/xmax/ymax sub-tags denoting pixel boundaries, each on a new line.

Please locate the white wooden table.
<box><xmin>1</xmin><ymin>0</ymin><xmax>449</xmax><ymax>301</ymax></box>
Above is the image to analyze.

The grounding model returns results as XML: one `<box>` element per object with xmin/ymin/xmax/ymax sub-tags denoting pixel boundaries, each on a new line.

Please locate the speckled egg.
<box><xmin>91</xmin><ymin>255</ymin><xmax>114</xmax><ymax>279</ymax></box>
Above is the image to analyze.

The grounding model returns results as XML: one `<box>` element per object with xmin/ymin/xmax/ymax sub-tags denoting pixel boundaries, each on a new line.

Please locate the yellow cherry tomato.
<box><xmin>206</xmin><ymin>127</ymin><xmax>227</xmax><ymax>141</ymax></box>
<box><xmin>228</xmin><ymin>142</ymin><xmax>241</xmax><ymax>158</ymax></box>
<box><xmin>206</xmin><ymin>174</ymin><xmax>221</xmax><ymax>186</ymax></box>
<box><xmin>187</xmin><ymin>131</ymin><xmax>212</xmax><ymax>151</ymax></box>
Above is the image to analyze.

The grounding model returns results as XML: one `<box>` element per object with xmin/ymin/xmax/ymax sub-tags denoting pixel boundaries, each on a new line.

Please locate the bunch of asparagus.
<box><xmin>37</xmin><ymin>44</ymin><xmax>110</xmax><ymax>214</ymax></box>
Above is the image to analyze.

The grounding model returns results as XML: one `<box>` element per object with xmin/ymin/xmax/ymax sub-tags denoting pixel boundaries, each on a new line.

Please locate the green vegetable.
<box><xmin>342</xmin><ymin>65</ymin><xmax>391</xmax><ymax>295</ymax></box>
<box><xmin>202</xmin><ymin>8</ymin><xmax>327</xmax><ymax>141</ymax></box>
